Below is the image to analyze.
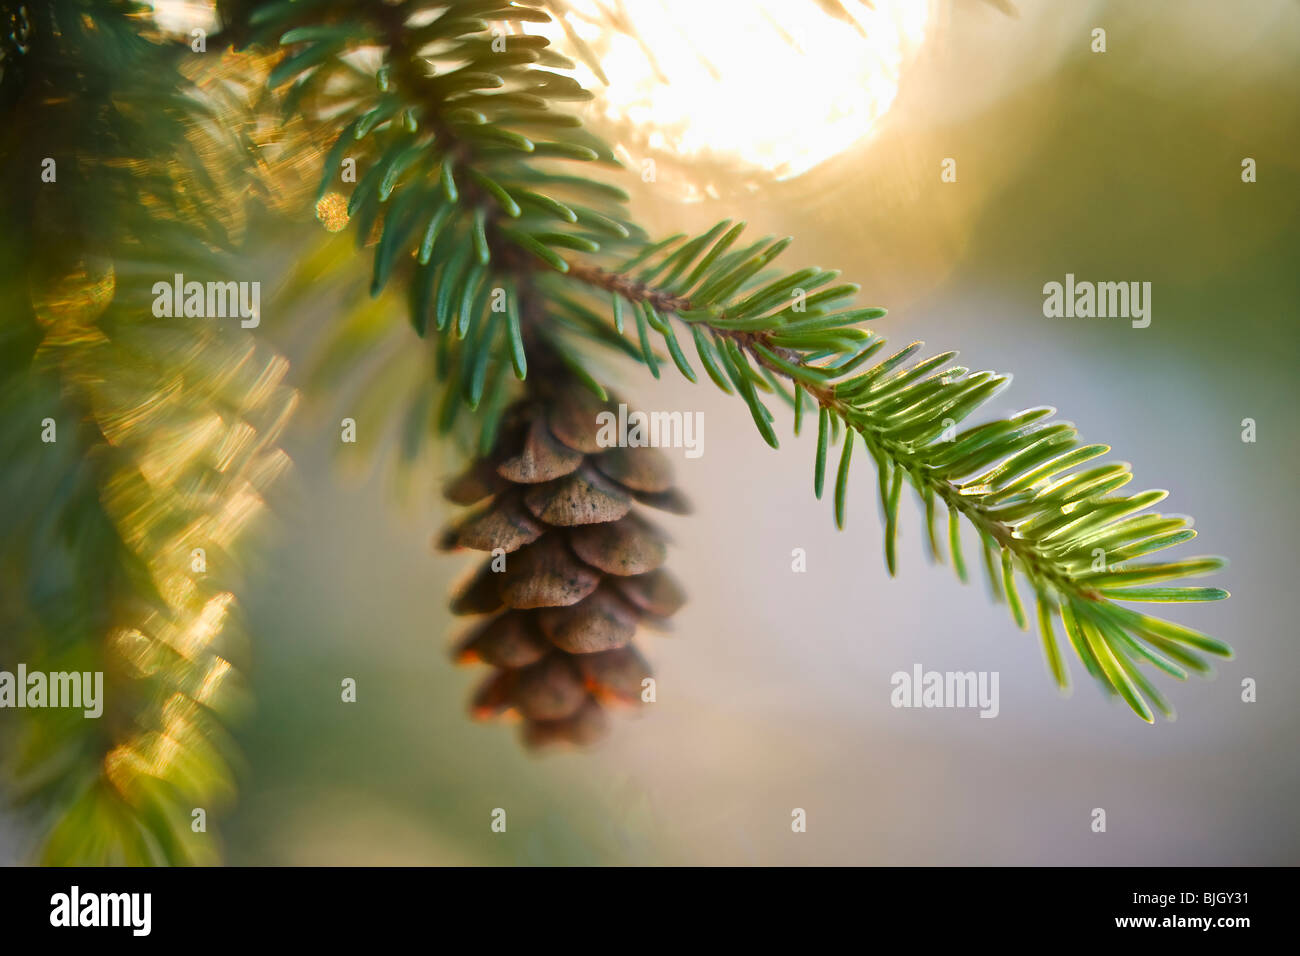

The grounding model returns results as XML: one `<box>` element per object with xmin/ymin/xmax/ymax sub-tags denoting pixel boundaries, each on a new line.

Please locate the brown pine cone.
<box><xmin>439</xmin><ymin>383</ymin><xmax>689</xmax><ymax>748</ymax></box>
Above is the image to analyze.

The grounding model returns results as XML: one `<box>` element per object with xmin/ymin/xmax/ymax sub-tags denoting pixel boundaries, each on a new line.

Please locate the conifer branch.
<box><xmin>254</xmin><ymin>0</ymin><xmax>1232</xmax><ymax>723</ymax></box>
<box><xmin>556</xmin><ymin>246</ymin><xmax>1231</xmax><ymax>721</ymax></box>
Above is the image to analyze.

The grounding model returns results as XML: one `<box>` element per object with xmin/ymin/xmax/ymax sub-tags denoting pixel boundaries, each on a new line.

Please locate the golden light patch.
<box><xmin>315</xmin><ymin>192</ymin><xmax>350</xmax><ymax>232</ymax></box>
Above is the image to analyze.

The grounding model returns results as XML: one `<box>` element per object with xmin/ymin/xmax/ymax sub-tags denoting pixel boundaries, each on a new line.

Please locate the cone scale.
<box><xmin>440</xmin><ymin>382</ymin><xmax>688</xmax><ymax>748</ymax></box>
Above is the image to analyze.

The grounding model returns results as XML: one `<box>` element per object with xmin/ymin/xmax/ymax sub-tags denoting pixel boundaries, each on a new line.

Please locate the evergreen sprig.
<box><xmin>555</xmin><ymin>236</ymin><xmax>1232</xmax><ymax>722</ymax></box>
<box><xmin>248</xmin><ymin>0</ymin><xmax>642</xmax><ymax>452</ymax></box>
<box><xmin>260</xmin><ymin>0</ymin><xmax>1231</xmax><ymax>722</ymax></box>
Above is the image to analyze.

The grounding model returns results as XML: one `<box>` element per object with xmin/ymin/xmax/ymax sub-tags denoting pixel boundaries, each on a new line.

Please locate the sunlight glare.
<box><xmin>532</xmin><ymin>0</ymin><xmax>932</xmax><ymax>183</ymax></box>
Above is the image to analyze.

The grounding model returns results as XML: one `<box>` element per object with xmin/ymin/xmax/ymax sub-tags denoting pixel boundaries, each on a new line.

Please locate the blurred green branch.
<box><xmin>1</xmin><ymin>0</ymin><xmax>294</xmax><ymax>863</ymax></box>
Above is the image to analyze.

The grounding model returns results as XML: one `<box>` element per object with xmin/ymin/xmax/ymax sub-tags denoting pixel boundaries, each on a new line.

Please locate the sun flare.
<box><xmin>531</xmin><ymin>0</ymin><xmax>932</xmax><ymax>185</ymax></box>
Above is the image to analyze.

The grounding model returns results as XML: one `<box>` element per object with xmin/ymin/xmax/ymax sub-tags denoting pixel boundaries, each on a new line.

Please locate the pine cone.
<box><xmin>439</xmin><ymin>383</ymin><xmax>690</xmax><ymax>748</ymax></box>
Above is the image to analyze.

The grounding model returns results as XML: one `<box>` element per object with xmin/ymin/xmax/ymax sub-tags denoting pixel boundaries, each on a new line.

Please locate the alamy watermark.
<box><xmin>0</xmin><ymin>664</ymin><xmax>103</xmax><ymax>718</ymax></box>
<box><xmin>152</xmin><ymin>273</ymin><xmax>261</xmax><ymax>328</ymax></box>
<box><xmin>1042</xmin><ymin>273</ymin><xmax>1151</xmax><ymax>328</ymax></box>
<box><xmin>50</xmin><ymin>886</ymin><xmax>151</xmax><ymax>936</ymax></box>
<box><xmin>595</xmin><ymin>403</ymin><xmax>704</xmax><ymax>459</ymax></box>
<box><xmin>890</xmin><ymin>663</ymin><xmax>999</xmax><ymax>718</ymax></box>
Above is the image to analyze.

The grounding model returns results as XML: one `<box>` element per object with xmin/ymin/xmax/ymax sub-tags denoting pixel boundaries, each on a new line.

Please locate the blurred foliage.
<box><xmin>0</xmin><ymin>0</ymin><xmax>293</xmax><ymax>863</ymax></box>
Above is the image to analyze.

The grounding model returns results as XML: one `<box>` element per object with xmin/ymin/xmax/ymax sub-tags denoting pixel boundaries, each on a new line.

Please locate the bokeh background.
<box><xmin>6</xmin><ymin>0</ymin><xmax>1294</xmax><ymax>865</ymax></box>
